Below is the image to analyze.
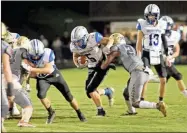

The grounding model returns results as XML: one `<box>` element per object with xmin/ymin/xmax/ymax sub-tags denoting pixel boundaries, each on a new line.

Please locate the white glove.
<box><xmin>21</xmin><ymin>62</ymin><xmax>32</xmax><ymax>72</ymax></box>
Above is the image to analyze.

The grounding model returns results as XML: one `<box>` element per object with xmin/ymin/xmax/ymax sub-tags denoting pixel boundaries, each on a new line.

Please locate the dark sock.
<box><xmin>47</xmin><ymin>106</ymin><xmax>53</xmax><ymax>114</ymax></box>
<box><xmin>140</xmin><ymin>97</ymin><xmax>144</xmax><ymax>101</ymax></box>
<box><xmin>76</xmin><ymin>109</ymin><xmax>81</xmax><ymax>114</ymax></box>
<box><xmin>159</xmin><ymin>97</ymin><xmax>163</xmax><ymax>101</ymax></box>
<box><xmin>9</xmin><ymin>108</ymin><xmax>13</xmax><ymax>112</ymax></box>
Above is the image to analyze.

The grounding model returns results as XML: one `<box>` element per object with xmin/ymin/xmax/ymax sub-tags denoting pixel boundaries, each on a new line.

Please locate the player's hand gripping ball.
<box><xmin>77</xmin><ymin>56</ymin><xmax>88</xmax><ymax>68</ymax></box>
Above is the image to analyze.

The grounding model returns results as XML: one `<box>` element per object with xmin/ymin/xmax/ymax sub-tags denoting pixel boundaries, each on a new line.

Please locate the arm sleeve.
<box><xmin>161</xmin><ymin>34</ymin><xmax>169</xmax><ymax>56</ymax></box>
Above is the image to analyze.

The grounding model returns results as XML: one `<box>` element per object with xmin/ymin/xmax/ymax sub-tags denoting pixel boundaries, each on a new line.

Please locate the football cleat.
<box><xmin>97</xmin><ymin>109</ymin><xmax>106</xmax><ymax>117</ymax></box>
<box><xmin>11</xmin><ymin>104</ymin><xmax>20</xmax><ymax>116</ymax></box>
<box><xmin>105</xmin><ymin>88</ymin><xmax>115</xmax><ymax>106</ymax></box>
<box><xmin>157</xmin><ymin>101</ymin><xmax>167</xmax><ymax>117</ymax></box>
<box><xmin>17</xmin><ymin>120</ymin><xmax>35</xmax><ymax>128</ymax></box>
<box><xmin>77</xmin><ymin>112</ymin><xmax>87</xmax><ymax>122</ymax></box>
<box><xmin>122</xmin><ymin>111</ymin><xmax>138</xmax><ymax>116</ymax></box>
<box><xmin>46</xmin><ymin>111</ymin><xmax>56</xmax><ymax>124</ymax></box>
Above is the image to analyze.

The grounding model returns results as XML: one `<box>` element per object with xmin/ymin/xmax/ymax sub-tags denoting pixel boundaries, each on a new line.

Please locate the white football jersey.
<box><xmin>165</xmin><ymin>30</ymin><xmax>180</xmax><ymax>63</ymax></box>
<box><xmin>31</xmin><ymin>48</ymin><xmax>56</xmax><ymax>78</ymax></box>
<box><xmin>70</xmin><ymin>32</ymin><xmax>104</xmax><ymax>68</ymax></box>
<box><xmin>136</xmin><ymin>19</ymin><xmax>167</xmax><ymax>51</ymax></box>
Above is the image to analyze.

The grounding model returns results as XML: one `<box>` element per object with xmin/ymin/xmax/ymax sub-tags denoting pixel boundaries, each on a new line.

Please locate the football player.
<box><xmin>1</xmin><ymin>22</ymin><xmax>15</xmax><ymax>132</ymax></box>
<box><xmin>22</xmin><ymin>39</ymin><xmax>86</xmax><ymax>124</ymax></box>
<box><xmin>160</xmin><ymin>16</ymin><xmax>187</xmax><ymax>97</ymax></box>
<box><xmin>2</xmin><ymin>26</ymin><xmax>21</xmax><ymax>116</ymax></box>
<box><xmin>101</xmin><ymin>33</ymin><xmax>166</xmax><ymax>117</ymax></box>
<box><xmin>70</xmin><ymin>26</ymin><xmax>115</xmax><ymax>116</ymax></box>
<box><xmin>136</xmin><ymin>4</ymin><xmax>170</xmax><ymax>102</ymax></box>
<box><xmin>8</xmin><ymin>35</ymin><xmax>35</xmax><ymax>127</ymax></box>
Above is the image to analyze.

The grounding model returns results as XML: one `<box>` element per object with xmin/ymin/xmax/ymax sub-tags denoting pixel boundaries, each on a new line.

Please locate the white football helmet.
<box><xmin>144</xmin><ymin>4</ymin><xmax>160</xmax><ymax>24</ymax></box>
<box><xmin>28</xmin><ymin>39</ymin><xmax>44</xmax><ymax>63</ymax></box>
<box><xmin>160</xmin><ymin>16</ymin><xmax>174</xmax><ymax>31</ymax></box>
<box><xmin>71</xmin><ymin>26</ymin><xmax>89</xmax><ymax>49</ymax></box>
<box><xmin>1</xmin><ymin>22</ymin><xmax>8</xmax><ymax>39</ymax></box>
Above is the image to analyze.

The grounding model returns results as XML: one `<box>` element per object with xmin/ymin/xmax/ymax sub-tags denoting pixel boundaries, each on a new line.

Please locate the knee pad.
<box><xmin>64</xmin><ymin>91</ymin><xmax>74</xmax><ymax>102</ymax></box>
<box><xmin>14</xmin><ymin>89</ymin><xmax>32</xmax><ymax>108</ymax></box>
<box><xmin>123</xmin><ymin>87</ymin><xmax>129</xmax><ymax>100</ymax></box>
<box><xmin>173</xmin><ymin>73</ymin><xmax>182</xmax><ymax>80</ymax></box>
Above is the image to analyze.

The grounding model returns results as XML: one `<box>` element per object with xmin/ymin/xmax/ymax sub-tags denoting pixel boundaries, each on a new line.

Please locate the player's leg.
<box><xmin>154</xmin><ymin>55</ymin><xmax>167</xmax><ymax>102</ymax></box>
<box><xmin>130</xmin><ymin>71</ymin><xmax>167</xmax><ymax>117</ymax></box>
<box><xmin>36</xmin><ymin>78</ymin><xmax>55</xmax><ymax>124</ymax></box>
<box><xmin>52</xmin><ymin>69</ymin><xmax>86</xmax><ymax>122</ymax></box>
<box><xmin>13</xmin><ymin>89</ymin><xmax>35</xmax><ymax>127</ymax></box>
<box><xmin>1</xmin><ymin>87</ymin><xmax>9</xmax><ymax>132</ymax></box>
<box><xmin>167</xmin><ymin>65</ymin><xmax>187</xmax><ymax>97</ymax></box>
<box><xmin>86</xmin><ymin>68</ymin><xmax>110</xmax><ymax>116</ymax></box>
<box><xmin>122</xmin><ymin>78</ymin><xmax>137</xmax><ymax>115</ymax></box>
<box><xmin>140</xmin><ymin>50</ymin><xmax>151</xmax><ymax>100</ymax></box>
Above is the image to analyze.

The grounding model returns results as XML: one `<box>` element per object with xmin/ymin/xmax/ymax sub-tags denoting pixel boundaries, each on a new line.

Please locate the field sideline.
<box><xmin>5</xmin><ymin>65</ymin><xmax>187</xmax><ymax>132</ymax></box>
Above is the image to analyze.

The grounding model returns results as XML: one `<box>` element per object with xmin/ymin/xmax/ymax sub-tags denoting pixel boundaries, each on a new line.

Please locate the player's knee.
<box><xmin>173</xmin><ymin>73</ymin><xmax>182</xmax><ymax>80</ymax></box>
<box><xmin>64</xmin><ymin>91</ymin><xmax>74</xmax><ymax>102</ymax></box>
<box><xmin>14</xmin><ymin>90</ymin><xmax>32</xmax><ymax>108</ymax></box>
<box><xmin>123</xmin><ymin>87</ymin><xmax>129</xmax><ymax>100</ymax></box>
<box><xmin>37</xmin><ymin>91</ymin><xmax>47</xmax><ymax>99</ymax></box>
<box><xmin>160</xmin><ymin>78</ymin><xmax>166</xmax><ymax>85</ymax></box>
<box><xmin>86</xmin><ymin>86</ymin><xmax>96</xmax><ymax>99</ymax></box>
<box><xmin>132</xmin><ymin>101</ymin><xmax>140</xmax><ymax>108</ymax></box>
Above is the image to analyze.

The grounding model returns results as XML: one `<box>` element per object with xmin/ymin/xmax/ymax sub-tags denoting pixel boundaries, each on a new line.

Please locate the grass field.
<box><xmin>5</xmin><ymin>65</ymin><xmax>187</xmax><ymax>132</ymax></box>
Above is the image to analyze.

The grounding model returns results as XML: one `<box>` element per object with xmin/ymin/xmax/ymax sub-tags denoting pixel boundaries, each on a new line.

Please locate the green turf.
<box><xmin>5</xmin><ymin>65</ymin><xmax>187</xmax><ymax>132</ymax></box>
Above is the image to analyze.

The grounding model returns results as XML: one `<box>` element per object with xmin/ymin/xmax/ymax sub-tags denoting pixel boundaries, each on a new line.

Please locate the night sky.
<box><xmin>2</xmin><ymin>1</ymin><xmax>89</xmax><ymax>28</ymax></box>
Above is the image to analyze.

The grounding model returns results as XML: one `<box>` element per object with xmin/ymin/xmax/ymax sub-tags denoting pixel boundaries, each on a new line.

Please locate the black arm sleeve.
<box><xmin>161</xmin><ymin>34</ymin><xmax>169</xmax><ymax>56</ymax></box>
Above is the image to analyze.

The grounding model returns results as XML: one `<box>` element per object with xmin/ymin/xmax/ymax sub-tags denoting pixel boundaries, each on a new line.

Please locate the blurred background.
<box><xmin>2</xmin><ymin>1</ymin><xmax>187</xmax><ymax>68</ymax></box>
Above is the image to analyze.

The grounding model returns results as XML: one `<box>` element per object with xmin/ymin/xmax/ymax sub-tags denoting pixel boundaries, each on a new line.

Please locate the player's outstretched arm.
<box><xmin>101</xmin><ymin>51</ymin><xmax>120</xmax><ymax>70</ymax></box>
<box><xmin>136</xmin><ymin>30</ymin><xmax>143</xmax><ymax>57</ymax></box>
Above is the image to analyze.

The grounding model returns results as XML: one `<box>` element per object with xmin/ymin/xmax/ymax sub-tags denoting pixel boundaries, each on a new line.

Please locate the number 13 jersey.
<box><xmin>70</xmin><ymin>32</ymin><xmax>104</xmax><ymax>68</ymax></box>
<box><xmin>136</xmin><ymin>18</ymin><xmax>167</xmax><ymax>51</ymax></box>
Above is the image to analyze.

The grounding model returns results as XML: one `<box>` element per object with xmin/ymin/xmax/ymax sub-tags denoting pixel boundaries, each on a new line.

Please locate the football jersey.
<box><xmin>136</xmin><ymin>19</ymin><xmax>167</xmax><ymax>51</ymax></box>
<box><xmin>28</xmin><ymin>48</ymin><xmax>56</xmax><ymax>78</ymax></box>
<box><xmin>111</xmin><ymin>44</ymin><xmax>144</xmax><ymax>73</ymax></box>
<box><xmin>10</xmin><ymin>48</ymin><xmax>27</xmax><ymax>78</ymax></box>
<box><xmin>70</xmin><ymin>32</ymin><xmax>104</xmax><ymax>68</ymax></box>
<box><xmin>165</xmin><ymin>30</ymin><xmax>180</xmax><ymax>63</ymax></box>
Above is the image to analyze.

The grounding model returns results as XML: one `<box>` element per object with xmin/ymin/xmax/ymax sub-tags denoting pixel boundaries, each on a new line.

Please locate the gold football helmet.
<box><xmin>109</xmin><ymin>33</ymin><xmax>126</xmax><ymax>45</ymax></box>
<box><xmin>1</xmin><ymin>22</ymin><xmax>8</xmax><ymax>39</ymax></box>
<box><xmin>15</xmin><ymin>36</ymin><xmax>30</xmax><ymax>50</ymax></box>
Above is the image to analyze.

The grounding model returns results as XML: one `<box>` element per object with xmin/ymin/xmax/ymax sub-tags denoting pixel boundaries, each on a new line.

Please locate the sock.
<box><xmin>9</xmin><ymin>107</ymin><xmax>13</xmax><ymax>112</ymax></box>
<box><xmin>21</xmin><ymin>107</ymin><xmax>33</xmax><ymax>123</ymax></box>
<box><xmin>159</xmin><ymin>97</ymin><xmax>163</xmax><ymax>101</ymax></box>
<box><xmin>47</xmin><ymin>106</ymin><xmax>53</xmax><ymax>114</ymax></box>
<box><xmin>97</xmin><ymin>106</ymin><xmax>103</xmax><ymax>110</ymax></box>
<box><xmin>76</xmin><ymin>109</ymin><xmax>81</xmax><ymax>114</ymax></box>
<box><xmin>140</xmin><ymin>97</ymin><xmax>144</xmax><ymax>101</ymax></box>
<box><xmin>104</xmin><ymin>88</ymin><xmax>111</xmax><ymax>96</ymax></box>
<box><xmin>139</xmin><ymin>101</ymin><xmax>157</xmax><ymax>109</ymax></box>
<box><xmin>181</xmin><ymin>89</ymin><xmax>187</xmax><ymax>97</ymax></box>
<box><xmin>125</xmin><ymin>100</ymin><xmax>136</xmax><ymax>113</ymax></box>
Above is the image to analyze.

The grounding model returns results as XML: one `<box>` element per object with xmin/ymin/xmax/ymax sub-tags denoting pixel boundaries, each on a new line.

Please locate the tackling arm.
<box><xmin>101</xmin><ymin>51</ymin><xmax>120</xmax><ymax>70</ymax></box>
<box><xmin>30</xmin><ymin>63</ymin><xmax>53</xmax><ymax>74</ymax></box>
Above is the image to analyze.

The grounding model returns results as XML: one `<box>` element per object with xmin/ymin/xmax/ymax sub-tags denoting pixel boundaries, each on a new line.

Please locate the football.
<box><xmin>78</xmin><ymin>55</ymin><xmax>87</xmax><ymax>64</ymax></box>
